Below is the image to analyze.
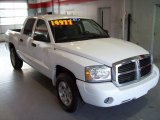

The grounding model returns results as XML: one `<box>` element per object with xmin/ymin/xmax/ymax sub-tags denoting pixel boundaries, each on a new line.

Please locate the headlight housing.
<box><xmin>85</xmin><ymin>65</ymin><xmax>111</xmax><ymax>82</ymax></box>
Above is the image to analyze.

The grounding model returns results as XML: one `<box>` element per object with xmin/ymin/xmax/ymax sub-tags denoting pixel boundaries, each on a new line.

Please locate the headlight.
<box><xmin>85</xmin><ymin>65</ymin><xmax>111</xmax><ymax>82</ymax></box>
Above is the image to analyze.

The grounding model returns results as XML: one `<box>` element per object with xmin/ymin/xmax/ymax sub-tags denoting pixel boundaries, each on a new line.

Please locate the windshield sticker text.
<box><xmin>51</xmin><ymin>19</ymin><xmax>73</xmax><ymax>26</ymax></box>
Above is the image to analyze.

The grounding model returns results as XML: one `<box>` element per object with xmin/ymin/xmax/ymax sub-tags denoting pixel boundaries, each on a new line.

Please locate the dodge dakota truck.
<box><xmin>5</xmin><ymin>15</ymin><xmax>159</xmax><ymax>112</ymax></box>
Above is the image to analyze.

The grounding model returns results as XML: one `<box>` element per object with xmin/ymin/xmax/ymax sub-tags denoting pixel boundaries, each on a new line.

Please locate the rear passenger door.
<box><xmin>18</xmin><ymin>18</ymin><xmax>36</xmax><ymax>63</ymax></box>
<box><xmin>30</xmin><ymin>19</ymin><xmax>52</xmax><ymax>77</ymax></box>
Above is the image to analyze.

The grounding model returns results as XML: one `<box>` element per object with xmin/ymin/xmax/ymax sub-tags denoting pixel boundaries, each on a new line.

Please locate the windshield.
<box><xmin>49</xmin><ymin>18</ymin><xmax>109</xmax><ymax>43</ymax></box>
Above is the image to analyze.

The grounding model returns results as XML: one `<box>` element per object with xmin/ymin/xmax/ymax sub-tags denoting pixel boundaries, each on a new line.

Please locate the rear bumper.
<box><xmin>76</xmin><ymin>64</ymin><xmax>159</xmax><ymax>107</ymax></box>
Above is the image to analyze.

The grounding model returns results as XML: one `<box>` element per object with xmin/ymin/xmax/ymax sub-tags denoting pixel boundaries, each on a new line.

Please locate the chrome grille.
<box><xmin>112</xmin><ymin>54</ymin><xmax>152</xmax><ymax>86</ymax></box>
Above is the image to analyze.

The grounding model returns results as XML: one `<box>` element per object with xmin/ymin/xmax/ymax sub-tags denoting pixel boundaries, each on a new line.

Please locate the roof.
<box><xmin>31</xmin><ymin>14</ymin><xmax>86</xmax><ymax>21</ymax></box>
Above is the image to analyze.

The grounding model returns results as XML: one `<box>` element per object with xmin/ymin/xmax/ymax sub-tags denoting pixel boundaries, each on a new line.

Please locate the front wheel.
<box><xmin>10</xmin><ymin>48</ymin><xmax>23</xmax><ymax>70</ymax></box>
<box><xmin>56</xmin><ymin>73</ymin><xmax>81</xmax><ymax>112</ymax></box>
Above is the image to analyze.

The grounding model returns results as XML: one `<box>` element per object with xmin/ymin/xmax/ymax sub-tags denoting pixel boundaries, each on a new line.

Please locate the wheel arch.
<box><xmin>55</xmin><ymin>65</ymin><xmax>76</xmax><ymax>84</ymax></box>
<box><xmin>54</xmin><ymin>65</ymin><xmax>83</xmax><ymax>105</ymax></box>
<box><xmin>8</xmin><ymin>42</ymin><xmax>15</xmax><ymax>51</ymax></box>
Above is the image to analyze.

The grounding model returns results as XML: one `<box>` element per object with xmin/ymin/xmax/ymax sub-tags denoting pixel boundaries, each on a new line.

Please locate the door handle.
<box><xmin>31</xmin><ymin>43</ymin><xmax>36</xmax><ymax>47</ymax></box>
<box><xmin>19</xmin><ymin>39</ymin><xmax>23</xmax><ymax>42</ymax></box>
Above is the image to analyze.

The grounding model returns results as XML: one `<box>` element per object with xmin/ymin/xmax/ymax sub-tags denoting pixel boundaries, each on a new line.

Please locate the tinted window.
<box><xmin>82</xmin><ymin>20</ymin><xmax>101</xmax><ymax>34</ymax></box>
<box><xmin>49</xmin><ymin>19</ymin><xmax>109</xmax><ymax>43</ymax></box>
<box><xmin>33</xmin><ymin>19</ymin><xmax>50</xmax><ymax>42</ymax></box>
<box><xmin>23</xmin><ymin>18</ymin><xmax>36</xmax><ymax>36</ymax></box>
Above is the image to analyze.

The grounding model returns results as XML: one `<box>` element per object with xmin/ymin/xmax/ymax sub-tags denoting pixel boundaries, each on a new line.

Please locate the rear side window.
<box><xmin>23</xmin><ymin>18</ymin><xmax>36</xmax><ymax>36</ymax></box>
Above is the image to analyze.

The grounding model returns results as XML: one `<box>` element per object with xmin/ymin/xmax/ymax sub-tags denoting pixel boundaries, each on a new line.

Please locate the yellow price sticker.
<box><xmin>51</xmin><ymin>19</ymin><xmax>73</xmax><ymax>26</ymax></box>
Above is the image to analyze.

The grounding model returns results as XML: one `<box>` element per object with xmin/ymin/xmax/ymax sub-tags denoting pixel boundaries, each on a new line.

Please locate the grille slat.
<box><xmin>118</xmin><ymin>62</ymin><xmax>136</xmax><ymax>73</ymax></box>
<box><xmin>113</xmin><ymin>55</ymin><xmax>152</xmax><ymax>86</ymax></box>
<box><xmin>140</xmin><ymin>57</ymin><xmax>151</xmax><ymax>67</ymax></box>
<box><xmin>140</xmin><ymin>65</ymin><xmax>151</xmax><ymax>77</ymax></box>
<box><xmin>118</xmin><ymin>72</ymin><xmax>136</xmax><ymax>84</ymax></box>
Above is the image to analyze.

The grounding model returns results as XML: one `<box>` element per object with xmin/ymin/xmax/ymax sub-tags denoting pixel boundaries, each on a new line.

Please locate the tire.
<box><xmin>56</xmin><ymin>73</ymin><xmax>81</xmax><ymax>112</ymax></box>
<box><xmin>10</xmin><ymin>48</ymin><xmax>23</xmax><ymax>70</ymax></box>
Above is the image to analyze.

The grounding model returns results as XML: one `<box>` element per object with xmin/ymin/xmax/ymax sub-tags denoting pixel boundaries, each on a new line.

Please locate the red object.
<box><xmin>28</xmin><ymin>0</ymin><xmax>97</xmax><ymax>9</ymax></box>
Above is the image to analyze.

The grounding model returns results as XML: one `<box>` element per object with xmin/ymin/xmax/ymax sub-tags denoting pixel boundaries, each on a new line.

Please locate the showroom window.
<box><xmin>0</xmin><ymin>2</ymin><xmax>28</xmax><ymax>25</ymax></box>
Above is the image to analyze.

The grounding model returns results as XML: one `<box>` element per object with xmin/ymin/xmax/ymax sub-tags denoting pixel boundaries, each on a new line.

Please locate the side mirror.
<box><xmin>34</xmin><ymin>34</ymin><xmax>50</xmax><ymax>42</ymax></box>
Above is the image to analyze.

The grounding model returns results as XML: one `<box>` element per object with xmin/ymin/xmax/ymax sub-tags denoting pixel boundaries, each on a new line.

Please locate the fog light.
<box><xmin>104</xmin><ymin>97</ymin><xmax>113</xmax><ymax>104</ymax></box>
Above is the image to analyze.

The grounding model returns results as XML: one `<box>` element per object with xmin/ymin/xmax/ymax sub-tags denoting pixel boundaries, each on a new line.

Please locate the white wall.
<box><xmin>128</xmin><ymin>0</ymin><xmax>160</xmax><ymax>52</ymax></box>
<box><xmin>130</xmin><ymin>0</ymin><xmax>153</xmax><ymax>51</ymax></box>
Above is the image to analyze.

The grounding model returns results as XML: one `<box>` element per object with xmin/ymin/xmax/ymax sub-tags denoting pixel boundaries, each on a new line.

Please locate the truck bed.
<box><xmin>10</xmin><ymin>29</ymin><xmax>21</xmax><ymax>32</ymax></box>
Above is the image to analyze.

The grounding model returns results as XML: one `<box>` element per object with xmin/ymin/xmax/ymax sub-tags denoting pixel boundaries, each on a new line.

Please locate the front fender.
<box><xmin>49</xmin><ymin>49</ymin><xmax>101</xmax><ymax>85</ymax></box>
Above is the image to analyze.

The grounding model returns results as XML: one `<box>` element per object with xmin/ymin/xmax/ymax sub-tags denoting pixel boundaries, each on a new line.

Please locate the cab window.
<box><xmin>23</xmin><ymin>18</ymin><xmax>36</xmax><ymax>36</ymax></box>
<box><xmin>33</xmin><ymin>19</ymin><xmax>50</xmax><ymax>42</ymax></box>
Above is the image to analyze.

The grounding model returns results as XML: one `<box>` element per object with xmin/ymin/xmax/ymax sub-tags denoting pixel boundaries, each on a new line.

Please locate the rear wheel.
<box><xmin>56</xmin><ymin>73</ymin><xmax>81</xmax><ymax>112</ymax></box>
<box><xmin>10</xmin><ymin>48</ymin><xmax>23</xmax><ymax>70</ymax></box>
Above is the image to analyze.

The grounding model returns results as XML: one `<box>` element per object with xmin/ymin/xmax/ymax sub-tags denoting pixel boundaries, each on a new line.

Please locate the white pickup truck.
<box><xmin>5</xmin><ymin>15</ymin><xmax>159</xmax><ymax>112</ymax></box>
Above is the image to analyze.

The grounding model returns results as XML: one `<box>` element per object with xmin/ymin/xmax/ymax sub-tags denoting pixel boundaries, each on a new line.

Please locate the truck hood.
<box><xmin>54</xmin><ymin>38</ymin><xmax>149</xmax><ymax>67</ymax></box>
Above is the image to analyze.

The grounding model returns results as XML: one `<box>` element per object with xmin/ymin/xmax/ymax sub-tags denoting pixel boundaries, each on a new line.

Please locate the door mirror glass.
<box><xmin>34</xmin><ymin>34</ymin><xmax>49</xmax><ymax>42</ymax></box>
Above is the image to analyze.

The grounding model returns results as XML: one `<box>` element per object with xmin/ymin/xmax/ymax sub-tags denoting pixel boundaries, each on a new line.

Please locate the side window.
<box><xmin>82</xmin><ymin>20</ymin><xmax>101</xmax><ymax>34</ymax></box>
<box><xmin>33</xmin><ymin>19</ymin><xmax>50</xmax><ymax>42</ymax></box>
<box><xmin>23</xmin><ymin>18</ymin><xmax>36</xmax><ymax>36</ymax></box>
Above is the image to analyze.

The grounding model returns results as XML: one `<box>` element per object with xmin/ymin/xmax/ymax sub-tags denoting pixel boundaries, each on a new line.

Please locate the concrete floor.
<box><xmin>0</xmin><ymin>42</ymin><xmax>160</xmax><ymax>120</ymax></box>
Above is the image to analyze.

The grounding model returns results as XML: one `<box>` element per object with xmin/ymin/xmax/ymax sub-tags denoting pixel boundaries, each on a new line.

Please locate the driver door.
<box><xmin>30</xmin><ymin>19</ymin><xmax>52</xmax><ymax>77</ymax></box>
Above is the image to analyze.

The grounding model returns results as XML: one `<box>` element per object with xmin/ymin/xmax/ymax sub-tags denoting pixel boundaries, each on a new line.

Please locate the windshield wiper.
<box><xmin>87</xmin><ymin>34</ymin><xmax>108</xmax><ymax>39</ymax></box>
<box><xmin>56</xmin><ymin>34</ymin><xmax>108</xmax><ymax>43</ymax></box>
<box><xmin>56</xmin><ymin>35</ymin><xmax>88</xmax><ymax>43</ymax></box>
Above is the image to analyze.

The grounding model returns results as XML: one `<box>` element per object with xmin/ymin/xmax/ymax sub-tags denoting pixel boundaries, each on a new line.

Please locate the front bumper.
<box><xmin>76</xmin><ymin>64</ymin><xmax>159</xmax><ymax>107</ymax></box>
